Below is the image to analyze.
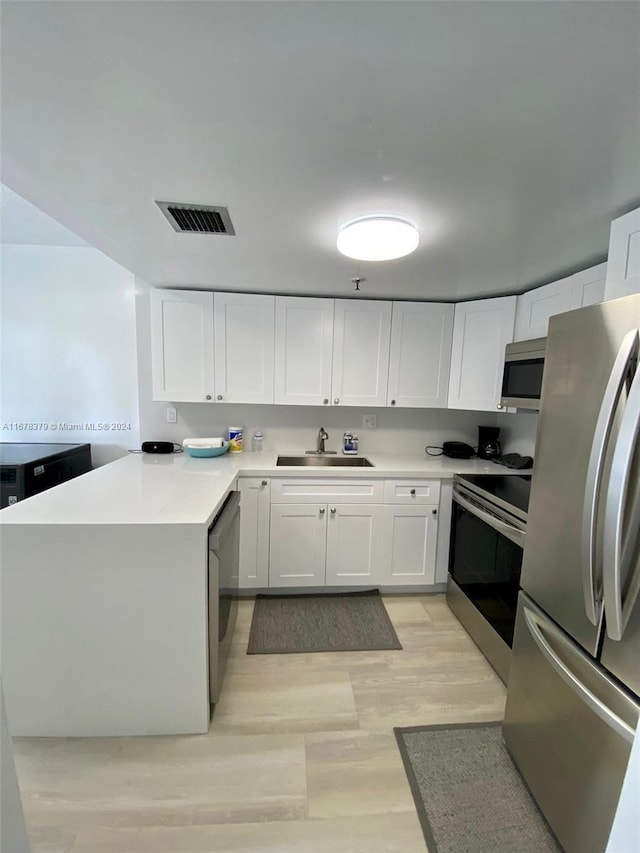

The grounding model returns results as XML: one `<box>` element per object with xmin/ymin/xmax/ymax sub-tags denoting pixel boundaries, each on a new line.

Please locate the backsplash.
<box><xmin>138</xmin><ymin>401</ymin><xmax>496</xmax><ymax>456</ymax></box>
<box><xmin>497</xmin><ymin>410</ymin><xmax>539</xmax><ymax>457</ymax></box>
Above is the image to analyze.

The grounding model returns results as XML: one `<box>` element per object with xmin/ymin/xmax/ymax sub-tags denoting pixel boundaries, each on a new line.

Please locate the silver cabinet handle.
<box><xmin>582</xmin><ymin>328</ymin><xmax>639</xmax><ymax>626</ymax></box>
<box><xmin>205</xmin><ymin>395</ymin><xmax>212</xmax><ymax>400</ymax></box>
<box><xmin>217</xmin><ymin>395</ymin><xmax>223</xmax><ymax>401</ymax></box>
<box><xmin>261</xmin><ymin>480</ymin><xmax>268</xmax><ymax>487</ymax></box>
<box><xmin>523</xmin><ymin>605</ymin><xmax>634</xmax><ymax>743</ymax></box>
<box><xmin>334</xmin><ymin>398</ymin><xmax>340</xmax><ymax>404</ymax></box>
<box><xmin>603</xmin><ymin>346</ymin><xmax>640</xmax><ymax>641</ymax></box>
<box><xmin>454</xmin><ymin>488</ymin><xmax>525</xmax><ymax>548</ymax></box>
<box><xmin>330</xmin><ymin>507</ymin><xmax>336</xmax><ymax>515</ymax></box>
<box><xmin>496</xmin><ymin>403</ymin><xmax>503</xmax><ymax>409</ymax></box>
<box><xmin>410</xmin><ymin>488</ymin><xmax>416</xmax><ymax>496</ymax></box>
<box><xmin>319</xmin><ymin>507</ymin><xmax>325</xmax><ymax>515</ymax></box>
<box><xmin>323</xmin><ymin>398</ymin><xmax>329</xmax><ymax>405</ymax></box>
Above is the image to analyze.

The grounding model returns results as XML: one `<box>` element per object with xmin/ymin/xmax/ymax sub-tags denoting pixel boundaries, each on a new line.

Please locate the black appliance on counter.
<box><xmin>0</xmin><ymin>443</ymin><xmax>92</xmax><ymax>509</ymax></box>
<box><xmin>447</xmin><ymin>473</ymin><xmax>531</xmax><ymax>684</ymax></box>
<box><xmin>477</xmin><ymin>426</ymin><xmax>501</xmax><ymax>460</ymax></box>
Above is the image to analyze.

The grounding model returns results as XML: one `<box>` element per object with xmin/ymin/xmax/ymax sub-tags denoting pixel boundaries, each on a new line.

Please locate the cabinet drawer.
<box><xmin>383</xmin><ymin>479</ymin><xmax>440</xmax><ymax>504</ymax></box>
<box><xmin>270</xmin><ymin>478</ymin><xmax>383</xmax><ymax>504</ymax></box>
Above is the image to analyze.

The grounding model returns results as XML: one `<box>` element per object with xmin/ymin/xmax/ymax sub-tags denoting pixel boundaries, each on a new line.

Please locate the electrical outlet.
<box><xmin>166</xmin><ymin>405</ymin><xmax>177</xmax><ymax>424</ymax></box>
<box><xmin>362</xmin><ymin>413</ymin><xmax>377</xmax><ymax>429</ymax></box>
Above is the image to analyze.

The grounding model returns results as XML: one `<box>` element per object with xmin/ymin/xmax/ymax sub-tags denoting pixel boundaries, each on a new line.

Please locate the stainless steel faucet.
<box><xmin>317</xmin><ymin>427</ymin><xmax>329</xmax><ymax>453</ymax></box>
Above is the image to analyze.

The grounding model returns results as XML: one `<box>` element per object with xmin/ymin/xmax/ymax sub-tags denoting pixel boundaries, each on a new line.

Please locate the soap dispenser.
<box><xmin>343</xmin><ymin>431</ymin><xmax>358</xmax><ymax>455</ymax></box>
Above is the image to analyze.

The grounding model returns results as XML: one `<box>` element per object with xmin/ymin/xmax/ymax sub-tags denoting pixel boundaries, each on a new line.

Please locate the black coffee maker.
<box><xmin>477</xmin><ymin>426</ymin><xmax>501</xmax><ymax>460</ymax></box>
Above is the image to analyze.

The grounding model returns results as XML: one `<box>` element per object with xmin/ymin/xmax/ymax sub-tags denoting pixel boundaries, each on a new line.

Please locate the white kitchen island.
<box><xmin>0</xmin><ymin>450</ymin><xmax>515</xmax><ymax>737</ymax></box>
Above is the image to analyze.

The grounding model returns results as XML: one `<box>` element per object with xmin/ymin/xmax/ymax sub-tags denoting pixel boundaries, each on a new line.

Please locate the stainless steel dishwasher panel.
<box><xmin>208</xmin><ymin>491</ymin><xmax>240</xmax><ymax>705</ymax></box>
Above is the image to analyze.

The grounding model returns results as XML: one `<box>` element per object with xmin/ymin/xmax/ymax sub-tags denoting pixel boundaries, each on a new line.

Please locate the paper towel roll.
<box><xmin>182</xmin><ymin>437</ymin><xmax>225</xmax><ymax>448</ymax></box>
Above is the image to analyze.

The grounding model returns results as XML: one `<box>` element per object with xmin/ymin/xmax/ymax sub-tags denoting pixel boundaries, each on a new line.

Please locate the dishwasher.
<box><xmin>208</xmin><ymin>490</ymin><xmax>240</xmax><ymax>706</ymax></box>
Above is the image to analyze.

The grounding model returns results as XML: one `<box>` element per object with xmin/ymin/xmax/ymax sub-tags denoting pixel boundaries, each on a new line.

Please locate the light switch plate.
<box><xmin>166</xmin><ymin>405</ymin><xmax>177</xmax><ymax>424</ymax></box>
<box><xmin>362</xmin><ymin>414</ymin><xmax>377</xmax><ymax>429</ymax></box>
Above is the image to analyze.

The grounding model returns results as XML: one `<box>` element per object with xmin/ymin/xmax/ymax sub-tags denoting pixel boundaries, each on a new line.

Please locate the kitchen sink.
<box><xmin>276</xmin><ymin>456</ymin><xmax>374</xmax><ymax>467</ymax></box>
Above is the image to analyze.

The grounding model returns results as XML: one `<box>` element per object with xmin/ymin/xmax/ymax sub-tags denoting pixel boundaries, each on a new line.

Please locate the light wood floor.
<box><xmin>13</xmin><ymin>594</ymin><xmax>506</xmax><ymax>852</ymax></box>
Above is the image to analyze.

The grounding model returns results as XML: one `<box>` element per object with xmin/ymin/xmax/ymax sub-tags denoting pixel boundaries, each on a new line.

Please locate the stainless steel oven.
<box><xmin>447</xmin><ymin>474</ymin><xmax>530</xmax><ymax>684</ymax></box>
<box><xmin>208</xmin><ymin>490</ymin><xmax>240</xmax><ymax>707</ymax></box>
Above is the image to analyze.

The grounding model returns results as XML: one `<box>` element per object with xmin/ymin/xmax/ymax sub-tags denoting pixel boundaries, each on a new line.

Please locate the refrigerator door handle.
<box><xmin>523</xmin><ymin>606</ymin><xmax>635</xmax><ymax>743</ymax></box>
<box><xmin>603</xmin><ymin>349</ymin><xmax>640</xmax><ymax>641</ymax></box>
<box><xmin>453</xmin><ymin>489</ymin><xmax>525</xmax><ymax>548</ymax></box>
<box><xmin>581</xmin><ymin>328</ymin><xmax>639</xmax><ymax>625</ymax></box>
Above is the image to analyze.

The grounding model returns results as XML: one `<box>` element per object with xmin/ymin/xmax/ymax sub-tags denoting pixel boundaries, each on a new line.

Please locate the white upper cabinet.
<box><xmin>150</xmin><ymin>288</ymin><xmax>214</xmax><ymax>403</ymax></box>
<box><xmin>605</xmin><ymin>208</ymin><xmax>640</xmax><ymax>300</ymax></box>
<box><xmin>274</xmin><ymin>297</ymin><xmax>334</xmax><ymax>406</ymax></box>
<box><xmin>514</xmin><ymin>275</ymin><xmax>574</xmax><ymax>341</ymax></box>
<box><xmin>387</xmin><ymin>302</ymin><xmax>454</xmax><ymax>408</ymax></box>
<box><xmin>514</xmin><ymin>263</ymin><xmax>607</xmax><ymax>341</ymax></box>
<box><xmin>331</xmin><ymin>299</ymin><xmax>392</xmax><ymax>407</ymax></box>
<box><xmin>448</xmin><ymin>296</ymin><xmax>516</xmax><ymax>411</ymax></box>
<box><xmin>214</xmin><ymin>293</ymin><xmax>275</xmax><ymax>404</ymax></box>
<box><xmin>571</xmin><ymin>263</ymin><xmax>607</xmax><ymax>308</ymax></box>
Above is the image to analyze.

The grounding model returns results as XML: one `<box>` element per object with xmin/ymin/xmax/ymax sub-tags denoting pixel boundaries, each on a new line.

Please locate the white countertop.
<box><xmin>0</xmin><ymin>450</ymin><xmax>525</xmax><ymax>526</ymax></box>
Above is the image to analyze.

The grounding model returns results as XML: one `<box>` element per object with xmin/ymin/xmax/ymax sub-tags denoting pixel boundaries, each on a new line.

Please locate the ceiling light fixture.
<box><xmin>337</xmin><ymin>216</ymin><xmax>419</xmax><ymax>261</ymax></box>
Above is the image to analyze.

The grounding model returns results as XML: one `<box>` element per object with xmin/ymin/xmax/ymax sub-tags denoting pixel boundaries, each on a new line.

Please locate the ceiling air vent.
<box><xmin>155</xmin><ymin>201</ymin><xmax>235</xmax><ymax>236</ymax></box>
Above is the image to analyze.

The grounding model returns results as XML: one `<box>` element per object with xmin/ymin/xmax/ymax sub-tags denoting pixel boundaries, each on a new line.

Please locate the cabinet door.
<box><xmin>387</xmin><ymin>302</ymin><xmax>454</xmax><ymax>408</ymax></box>
<box><xmin>331</xmin><ymin>299</ymin><xmax>392</xmax><ymax>407</ymax></box>
<box><xmin>514</xmin><ymin>276</ymin><xmax>574</xmax><ymax>341</ymax></box>
<box><xmin>515</xmin><ymin>264</ymin><xmax>606</xmax><ymax>342</ymax></box>
<box><xmin>325</xmin><ymin>504</ymin><xmax>383</xmax><ymax>586</ymax></box>
<box><xmin>571</xmin><ymin>263</ymin><xmax>606</xmax><ymax>309</ymax></box>
<box><xmin>605</xmin><ymin>208</ymin><xmax>640</xmax><ymax>300</ymax></box>
<box><xmin>274</xmin><ymin>297</ymin><xmax>334</xmax><ymax>406</ymax></box>
<box><xmin>269</xmin><ymin>504</ymin><xmax>326</xmax><ymax>587</ymax></box>
<box><xmin>150</xmin><ymin>289</ymin><xmax>214</xmax><ymax>402</ymax></box>
<box><xmin>380</xmin><ymin>505</ymin><xmax>438</xmax><ymax>586</ymax></box>
<box><xmin>448</xmin><ymin>296</ymin><xmax>516</xmax><ymax>411</ymax></box>
<box><xmin>214</xmin><ymin>293</ymin><xmax>275</xmax><ymax>404</ymax></box>
<box><xmin>238</xmin><ymin>478</ymin><xmax>270</xmax><ymax>589</ymax></box>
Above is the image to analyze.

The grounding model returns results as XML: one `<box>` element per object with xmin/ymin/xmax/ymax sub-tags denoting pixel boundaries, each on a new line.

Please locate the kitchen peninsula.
<box><xmin>1</xmin><ymin>451</ymin><xmax>512</xmax><ymax>737</ymax></box>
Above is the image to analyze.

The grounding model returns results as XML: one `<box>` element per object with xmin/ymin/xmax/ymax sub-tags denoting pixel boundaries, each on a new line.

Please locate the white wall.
<box><xmin>135</xmin><ymin>279</ymin><xmax>505</xmax><ymax>454</ymax></box>
<box><xmin>1</xmin><ymin>245</ymin><xmax>140</xmax><ymax>466</ymax></box>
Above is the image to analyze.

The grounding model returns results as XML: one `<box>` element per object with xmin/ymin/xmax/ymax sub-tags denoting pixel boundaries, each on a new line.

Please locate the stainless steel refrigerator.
<box><xmin>503</xmin><ymin>293</ymin><xmax>640</xmax><ymax>853</ymax></box>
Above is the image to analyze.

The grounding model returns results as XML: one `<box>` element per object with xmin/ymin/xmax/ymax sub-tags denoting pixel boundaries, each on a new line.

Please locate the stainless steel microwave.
<box><xmin>501</xmin><ymin>337</ymin><xmax>546</xmax><ymax>410</ymax></box>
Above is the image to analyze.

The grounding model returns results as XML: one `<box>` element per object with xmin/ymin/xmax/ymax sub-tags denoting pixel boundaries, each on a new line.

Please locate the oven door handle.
<box><xmin>453</xmin><ymin>488</ymin><xmax>525</xmax><ymax>548</ymax></box>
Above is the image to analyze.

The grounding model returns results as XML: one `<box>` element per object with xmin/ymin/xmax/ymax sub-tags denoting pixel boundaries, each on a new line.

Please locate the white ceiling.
<box><xmin>1</xmin><ymin>1</ymin><xmax>639</xmax><ymax>301</ymax></box>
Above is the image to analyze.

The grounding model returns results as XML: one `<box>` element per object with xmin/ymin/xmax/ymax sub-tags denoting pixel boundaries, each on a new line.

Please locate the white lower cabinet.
<box><xmin>269</xmin><ymin>504</ymin><xmax>328</xmax><ymax>587</ymax></box>
<box><xmin>325</xmin><ymin>505</ymin><xmax>384</xmax><ymax>585</ymax></box>
<box><xmin>265</xmin><ymin>477</ymin><xmax>442</xmax><ymax>589</ymax></box>
<box><xmin>380</xmin><ymin>505</ymin><xmax>438</xmax><ymax>585</ymax></box>
<box><xmin>238</xmin><ymin>478</ymin><xmax>271</xmax><ymax>589</ymax></box>
<box><xmin>268</xmin><ymin>503</ymin><xmax>382</xmax><ymax>587</ymax></box>
<box><xmin>380</xmin><ymin>478</ymin><xmax>440</xmax><ymax>585</ymax></box>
